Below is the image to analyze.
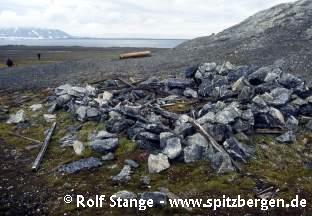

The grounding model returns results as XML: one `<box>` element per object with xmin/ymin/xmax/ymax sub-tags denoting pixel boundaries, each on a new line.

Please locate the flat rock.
<box><xmin>43</xmin><ymin>114</ymin><xmax>56</xmax><ymax>123</ymax></box>
<box><xmin>125</xmin><ymin>159</ymin><xmax>140</xmax><ymax>168</ymax></box>
<box><xmin>29</xmin><ymin>104</ymin><xmax>43</xmax><ymax>112</ymax></box>
<box><xmin>7</xmin><ymin>109</ymin><xmax>26</xmax><ymax>124</ymax></box>
<box><xmin>58</xmin><ymin>157</ymin><xmax>102</xmax><ymax>174</ymax></box>
<box><xmin>101</xmin><ymin>152</ymin><xmax>115</xmax><ymax>161</ymax></box>
<box><xmin>73</xmin><ymin>140</ymin><xmax>85</xmax><ymax>155</ymax></box>
<box><xmin>91</xmin><ymin>138</ymin><xmax>119</xmax><ymax>153</ymax></box>
<box><xmin>148</xmin><ymin>153</ymin><xmax>170</xmax><ymax>173</ymax></box>
<box><xmin>111</xmin><ymin>165</ymin><xmax>132</xmax><ymax>183</ymax></box>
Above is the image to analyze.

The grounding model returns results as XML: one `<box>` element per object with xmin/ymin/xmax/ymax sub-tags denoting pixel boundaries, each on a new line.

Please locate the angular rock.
<box><xmin>29</xmin><ymin>104</ymin><xmax>43</xmax><ymax>112</ymax></box>
<box><xmin>111</xmin><ymin>165</ymin><xmax>131</xmax><ymax>183</ymax></box>
<box><xmin>148</xmin><ymin>153</ymin><xmax>170</xmax><ymax>173</ymax></box>
<box><xmin>60</xmin><ymin>134</ymin><xmax>77</xmax><ymax>147</ymax></box>
<box><xmin>101</xmin><ymin>152</ymin><xmax>115</xmax><ymax>161</ymax></box>
<box><xmin>286</xmin><ymin>116</ymin><xmax>299</xmax><ymax>131</ymax></box>
<box><xmin>43</xmin><ymin>114</ymin><xmax>56</xmax><ymax>123</ymax></box>
<box><xmin>276</xmin><ymin>131</ymin><xmax>296</xmax><ymax>144</ymax></box>
<box><xmin>269</xmin><ymin>88</ymin><xmax>291</xmax><ymax>106</ymax></box>
<box><xmin>86</xmin><ymin>107</ymin><xmax>100</xmax><ymax>118</ymax></box>
<box><xmin>183</xmin><ymin>88</ymin><xmax>198</xmax><ymax>98</ymax></box>
<box><xmin>238</xmin><ymin>86</ymin><xmax>254</xmax><ymax>103</ymax></box>
<box><xmin>76</xmin><ymin>106</ymin><xmax>88</xmax><ymax>121</ymax></box>
<box><xmin>248</xmin><ymin>66</ymin><xmax>270</xmax><ymax>85</ymax></box>
<box><xmin>199</xmin><ymin>62</ymin><xmax>217</xmax><ymax>73</ymax></box>
<box><xmin>215</xmin><ymin>103</ymin><xmax>242</xmax><ymax>125</ymax></box>
<box><xmin>91</xmin><ymin>138</ymin><xmax>119</xmax><ymax>153</ymax></box>
<box><xmin>223</xmin><ymin>137</ymin><xmax>254</xmax><ymax>163</ymax></box>
<box><xmin>95</xmin><ymin>130</ymin><xmax>117</xmax><ymax>139</ymax></box>
<box><xmin>162</xmin><ymin>137</ymin><xmax>182</xmax><ymax>160</ymax></box>
<box><xmin>186</xmin><ymin>133</ymin><xmax>209</xmax><ymax>147</ymax></box>
<box><xmin>196</xmin><ymin>112</ymin><xmax>215</xmax><ymax>125</ymax></box>
<box><xmin>73</xmin><ymin>140</ymin><xmax>85</xmax><ymax>155</ymax></box>
<box><xmin>306</xmin><ymin>120</ymin><xmax>312</xmax><ymax>131</ymax></box>
<box><xmin>58</xmin><ymin>157</ymin><xmax>102</xmax><ymax>174</ymax></box>
<box><xmin>232</xmin><ymin>76</ymin><xmax>245</xmax><ymax>92</ymax></box>
<box><xmin>7</xmin><ymin>109</ymin><xmax>26</xmax><ymax>124</ymax></box>
<box><xmin>183</xmin><ymin>144</ymin><xmax>203</xmax><ymax>163</ymax></box>
<box><xmin>140</xmin><ymin>176</ymin><xmax>151</xmax><ymax>187</ymax></box>
<box><xmin>159</xmin><ymin>132</ymin><xmax>175</xmax><ymax>149</ymax></box>
<box><xmin>279</xmin><ymin>73</ymin><xmax>303</xmax><ymax>89</ymax></box>
<box><xmin>56</xmin><ymin>94</ymin><xmax>71</xmax><ymax>107</ymax></box>
<box><xmin>174</xmin><ymin>115</ymin><xmax>195</xmax><ymax>138</ymax></box>
<box><xmin>125</xmin><ymin>159</ymin><xmax>140</xmax><ymax>168</ymax></box>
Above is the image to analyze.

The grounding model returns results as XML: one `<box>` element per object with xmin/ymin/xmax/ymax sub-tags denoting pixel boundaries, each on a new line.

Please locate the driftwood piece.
<box><xmin>187</xmin><ymin>116</ymin><xmax>241</xmax><ymax>172</ymax></box>
<box><xmin>119</xmin><ymin>51</ymin><xmax>151</xmax><ymax>59</ymax></box>
<box><xmin>32</xmin><ymin>122</ymin><xmax>57</xmax><ymax>171</ymax></box>
<box><xmin>255</xmin><ymin>128</ymin><xmax>287</xmax><ymax>134</ymax></box>
<box><xmin>9</xmin><ymin>132</ymin><xmax>42</xmax><ymax>145</ymax></box>
<box><xmin>152</xmin><ymin>105</ymin><xmax>180</xmax><ymax>121</ymax></box>
<box><xmin>117</xmin><ymin>78</ymin><xmax>136</xmax><ymax>88</ymax></box>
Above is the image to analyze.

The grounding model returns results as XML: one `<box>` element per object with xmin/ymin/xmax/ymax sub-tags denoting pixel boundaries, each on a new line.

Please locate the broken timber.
<box><xmin>9</xmin><ymin>132</ymin><xmax>42</xmax><ymax>145</ymax></box>
<box><xmin>119</xmin><ymin>51</ymin><xmax>151</xmax><ymax>59</ymax></box>
<box><xmin>32</xmin><ymin>122</ymin><xmax>57</xmax><ymax>171</ymax></box>
<box><xmin>187</xmin><ymin>116</ymin><xmax>242</xmax><ymax>172</ymax></box>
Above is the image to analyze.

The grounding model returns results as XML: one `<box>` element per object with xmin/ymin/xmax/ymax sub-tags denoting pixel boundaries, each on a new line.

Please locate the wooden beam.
<box><xmin>119</xmin><ymin>51</ymin><xmax>151</xmax><ymax>59</ymax></box>
<box><xmin>32</xmin><ymin>122</ymin><xmax>57</xmax><ymax>171</ymax></box>
<box><xmin>9</xmin><ymin>132</ymin><xmax>42</xmax><ymax>145</ymax></box>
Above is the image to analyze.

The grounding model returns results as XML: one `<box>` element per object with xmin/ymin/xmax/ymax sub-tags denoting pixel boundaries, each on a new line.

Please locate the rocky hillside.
<box><xmin>174</xmin><ymin>0</ymin><xmax>312</xmax><ymax>78</ymax></box>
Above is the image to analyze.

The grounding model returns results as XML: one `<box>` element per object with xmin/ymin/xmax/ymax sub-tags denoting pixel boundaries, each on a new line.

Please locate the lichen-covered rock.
<box><xmin>58</xmin><ymin>157</ymin><xmax>102</xmax><ymax>174</ymax></box>
<box><xmin>276</xmin><ymin>131</ymin><xmax>296</xmax><ymax>144</ymax></box>
<box><xmin>148</xmin><ymin>153</ymin><xmax>170</xmax><ymax>173</ymax></box>
<box><xmin>162</xmin><ymin>137</ymin><xmax>182</xmax><ymax>160</ymax></box>
<box><xmin>91</xmin><ymin>138</ymin><xmax>119</xmax><ymax>153</ymax></box>
<box><xmin>111</xmin><ymin>165</ymin><xmax>132</xmax><ymax>183</ymax></box>
<box><xmin>7</xmin><ymin>109</ymin><xmax>26</xmax><ymax>124</ymax></box>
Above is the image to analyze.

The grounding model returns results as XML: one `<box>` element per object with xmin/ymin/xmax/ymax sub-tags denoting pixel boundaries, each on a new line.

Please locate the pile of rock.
<box><xmin>49</xmin><ymin>62</ymin><xmax>312</xmax><ymax>174</ymax></box>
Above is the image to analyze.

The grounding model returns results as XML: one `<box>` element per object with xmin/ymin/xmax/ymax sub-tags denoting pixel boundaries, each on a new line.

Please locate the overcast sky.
<box><xmin>0</xmin><ymin>0</ymin><xmax>294</xmax><ymax>39</ymax></box>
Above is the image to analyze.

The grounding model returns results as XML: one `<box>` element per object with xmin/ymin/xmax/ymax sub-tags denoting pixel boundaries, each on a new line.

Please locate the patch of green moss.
<box><xmin>115</xmin><ymin>137</ymin><xmax>138</xmax><ymax>159</ymax></box>
<box><xmin>78</xmin><ymin>121</ymin><xmax>105</xmax><ymax>142</ymax></box>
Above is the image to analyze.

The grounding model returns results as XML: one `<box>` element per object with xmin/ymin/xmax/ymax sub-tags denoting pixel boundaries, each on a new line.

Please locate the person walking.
<box><xmin>37</xmin><ymin>53</ymin><xmax>41</xmax><ymax>61</ymax></box>
<box><xmin>6</xmin><ymin>58</ymin><xmax>14</xmax><ymax>67</ymax></box>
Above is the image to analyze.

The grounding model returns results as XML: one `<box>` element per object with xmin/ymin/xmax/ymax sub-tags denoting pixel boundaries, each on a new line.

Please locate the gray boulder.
<box><xmin>276</xmin><ymin>131</ymin><xmax>296</xmax><ymax>144</ymax></box>
<box><xmin>148</xmin><ymin>153</ymin><xmax>170</xmax><ymax>173</ymax></box>
<box><xmin>91</xmin><ymin>138</ymin><xmax>119</xmax><ymax>153</ymax></box>
<box><xmin>101</xmin><ymin>152</ymin><xmax>115</xmax><ymax>161</ymax></box>
<box><xmin>186</xmin><ymin>133</ymin><xmax>209</xmax><ymax>147</ymax></box>
<box><xmin>76</xmin><ymin>106</ymin><xmax>88</xmax><ymax>121</ymax></box>
<box><xmin>58</xmin><ymin>157</ymin><xmax>102</xmax><ymax>174</ymax></box>
<box><xmin>162</xmin><ymin>137</ymin><xmax>182</xmax><ymax>160</ymax></box>
<box><xmin>248</xmin><ymin>66</ymin><xmax>270</xmax><ymax>85</ymax></box>
<box><xmin>111</xmin><ymin>165</ymin><xmax>132</xmax><ymax>183</ymax></box>
<box><xmin>95</xmin><ymin>130</ymin><xmax>117</xmax><ymax>139</ymax></box>
<box><xmin>86</xmin><ymin>107</ymin><xmax>100</xmax><ymax>118</ymax></box>
<box><xmin>306</xmin><ymin>120</ymin><xmax>312</xmax><ymax>131</ymax></box>
<box><xmin>159</xmin><ymin>132</ymin><xmax>175</xmax><ymax>149</ymax></box>
<box><xmin>7</xmin><ymin>109</ymin><xmax>26</xmax><ymax>124</ymax></box>
<box><xmin>183</xmin><ymin>144</ymin><xmax>203</xmax><ymax>163</ymax></box>
<box><xmin>183</xmin><ymin>88</ymin><xmax>198</xmax><ymax>98</ymax></box>
<box><xmin>269</xmin><ymin>88</ymin><xmax>291</xmax><ymax>106</ymax></box>
<box><xmin>286</xmin><ymin>116</ymin><xmax>299</xmax><ymax>131</ymax></box>
<box><xmin>223</xmin><ymin>137</ymin><xmax>255</xmax><ymax>163</ymax></box>
<box><xmin>125</xmin><ymin>159</ymin><xmax>140</xmax><ymax>168</ymax></box>
<box><xmin>279</xmin><ymin>73</ymin><xmax>303</xmax><ymax>89</ymax></box>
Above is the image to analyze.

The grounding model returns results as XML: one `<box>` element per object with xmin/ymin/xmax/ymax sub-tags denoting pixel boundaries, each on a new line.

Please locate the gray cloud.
<box><xmin>0</xmin><ymin>0</ymin><xmax>294</xmax><ymax>38</ymax></box>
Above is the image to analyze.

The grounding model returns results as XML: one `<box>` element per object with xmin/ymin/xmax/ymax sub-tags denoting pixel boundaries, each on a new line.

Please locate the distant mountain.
<box><xmin>0</xmin><ymin>27</ymin><xmax>71</xmax><ymax>39</ymax></box>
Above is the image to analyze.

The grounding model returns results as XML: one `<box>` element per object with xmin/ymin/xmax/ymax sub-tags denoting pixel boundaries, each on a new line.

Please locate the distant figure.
<box><xmin>6</xmin><ymin>58</ymin><xmax>14</xmax><ymax>67</ymax></box>
<box><xmin>37</xmin><ymin>53</ymin><xmax>41</xmax><ymax>61</ymax></box>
